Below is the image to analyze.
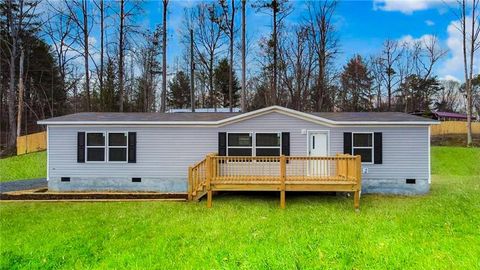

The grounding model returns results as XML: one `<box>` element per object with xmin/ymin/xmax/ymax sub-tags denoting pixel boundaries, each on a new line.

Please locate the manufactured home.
<box><xmin>38</xmin><ymin>106</ymin><xmax>437</xmax><ymax>208</ymax></box>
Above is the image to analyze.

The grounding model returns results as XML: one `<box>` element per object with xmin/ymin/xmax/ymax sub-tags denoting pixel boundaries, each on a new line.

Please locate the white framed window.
<box><xmin>227</xmin><ymin>133</ymin><xmax>252</xmax><ymax>156</ymax></box>
<box><xmin>86</xmin><ymin>132</ymin><xmax>106</xmax><ymax>162</ymax></box>
<box><xmin>227</xmin><ymin>132</ymin><xmax>282</xmax><ymax>156</ymax></box>
<box><xmin>352</xmin><ymin>132</ymin><xmax>373</xmax><ymax>164</ymax></box>
<box><xmin>255</xmin><ymin>133</ymin><xmax>281</xmax><ymax>156</ymax></box>
<box><xmin>108</xmin><ymin>132</ymin><xmax>128</xmax><ymax>162</ymax></box>
<box><xmin>85</xmin><ymin>132</ymin><xmax>128</xmax><ymax>162</ymax></box>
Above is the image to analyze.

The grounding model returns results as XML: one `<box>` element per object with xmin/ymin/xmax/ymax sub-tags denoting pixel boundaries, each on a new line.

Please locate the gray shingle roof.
<box><xmin>41</xmin><ymin>112</ymin><xmax>241</xmax><ymax>122</ymax></box>
<box><xmin>308</xmin><ymin>112</ymin><xmax>432</xmax><ymax>122</ymax></box>
<box><xmin>38</xmin><ymin>107</ymin><xmax>435</xmax><ymax>124</ymax></box>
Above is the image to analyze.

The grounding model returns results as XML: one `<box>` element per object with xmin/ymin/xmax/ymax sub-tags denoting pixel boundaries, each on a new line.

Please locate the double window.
<box><xmin>352</xmin><ymin>133</ymin><xmax>373</xmax><ymax>163</ymax></box>
<box><xmin>86</xmin><ymin>132</ymin><xmax>128</xmax><ymax>162</ymax></box>
<box><xmin>227</xmin><ymin>133</ymin><xmax>281</xmax><ymax>156</ymax></box>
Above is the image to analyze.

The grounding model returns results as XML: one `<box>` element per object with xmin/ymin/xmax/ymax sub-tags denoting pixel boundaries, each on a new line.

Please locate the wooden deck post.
<box><xmin>188</xmin><ymin>166</ymin><xmax>193</xmax><ymax>201</ymax></box>
<box><xmin>280</xmin><ymin>155</ymin><xmax>286</xmax><ymax>209</ymax></box>
<box><xmin>207</xmin><ymin>190</ymin><xmax>213</xmax><ymax>208</ymax></box>
<box><xmin>206</xmin><ymin>154</ymin><xmax>213</xmax><ymax>208</ymax></box>
<box><xmin>354</xmin><ymin>155</ymin><xmax>361</xmax><ymax>211</ymax></box>
<box><xmin>354</xmin><ymin>190</ymin><xmax>360</xmax><ymax>210</ymax></box>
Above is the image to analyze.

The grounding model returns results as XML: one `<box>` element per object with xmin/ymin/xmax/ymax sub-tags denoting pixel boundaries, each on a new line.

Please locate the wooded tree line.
<box><xmin>0</xmin><ymin>0</ymin><xmax>479</xmax><ymax>153</ymax></box>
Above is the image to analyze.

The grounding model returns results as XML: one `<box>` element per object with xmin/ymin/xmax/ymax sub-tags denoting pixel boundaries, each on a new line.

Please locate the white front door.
<box><xmin>308</xmin><ymin>132</ymin><xmax>329</xmax><ymax>176</ymax></box>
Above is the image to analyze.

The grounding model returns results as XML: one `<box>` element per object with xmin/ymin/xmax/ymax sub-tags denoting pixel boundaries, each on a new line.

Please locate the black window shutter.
<box><xmin>218</xmin><ymin>132</ymin><xmax>227</xmax><ymax>156</ymax></box>
<box><xmin>343</xmin><ymin>132</ymin><xmax>352</xmax><ymax>155</ymax></box>
<box><xmin>128</xmin><ymin>132</ymin><xmax>137</xmax><ymax>163</ymax></box>
<box><xmin>281</xmin><ymin>132</ymin><xmax>290</xmax><ymax>156</ymax></box>
<box><xmin>374</xmin><ymin>132</ymin><xmax>383</xmax><ymax>164</ymax></box>
<box><xmin>77</xmin><ymin>132</ymin><xmax>85</xmax><ymax>163</ymax></box>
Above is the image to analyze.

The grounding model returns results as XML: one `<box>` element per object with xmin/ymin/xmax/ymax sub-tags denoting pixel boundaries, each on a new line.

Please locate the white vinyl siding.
<box><xmin>47</xmin><ymin>111</ymin><xmax>429</xmax><ymax>192</ymax></box>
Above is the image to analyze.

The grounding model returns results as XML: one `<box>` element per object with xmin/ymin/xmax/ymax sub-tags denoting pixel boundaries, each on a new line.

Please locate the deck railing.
<box><xmin>188</xmin><ymin>157</ymin><xmax>208</xmax><ymax>201</ymax></box>
<box><xmin>188</xmin><ymin>154</ymin><xmax>362</xmax><ymax>209</ymax></box>
<box><xmin>210</xmin><ymin>154</ymin><xmax>360</xmax><ymax>184</ymax></box>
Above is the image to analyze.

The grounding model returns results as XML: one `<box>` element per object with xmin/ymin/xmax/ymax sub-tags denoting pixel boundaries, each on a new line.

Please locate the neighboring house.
<box><xmin>433</xmin><ymin>111</ymin><xmax>468</xmax><ymax>121</ymax></box>
<box><xmin>412</xmin><ymin>111</ymin><xmax>479</xmax><ymax>122</ymax></box>
<box><xmin>38</xmin><ymin>106</ymin><xmax>437</xmax><ymax>195</ymax></box>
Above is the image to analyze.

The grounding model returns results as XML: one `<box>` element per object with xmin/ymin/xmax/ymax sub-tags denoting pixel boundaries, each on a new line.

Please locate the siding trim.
<box><xmin>428</xmin><ymin>126</ymin><xmax>431</xmax><ymax>184</ymax></box>
<box><xmin>47</xmin><ymin>126</ymin><xmax>50</xmax><ymax>181</ymax></box>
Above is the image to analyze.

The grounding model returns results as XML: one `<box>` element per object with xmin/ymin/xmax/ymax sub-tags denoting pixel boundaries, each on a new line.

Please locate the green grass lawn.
<box><xmin>0</xmin><ymin>151</ymin><xmax>46</xmax><ymax>182</ymax></box>
<box><xmin>0</xmin><ymin>147</ymin><xmax>479</xmax><ymax>269</ymax></box>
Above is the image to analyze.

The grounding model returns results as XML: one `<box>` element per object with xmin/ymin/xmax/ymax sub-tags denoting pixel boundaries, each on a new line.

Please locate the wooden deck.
<box><xmin>188</xmin><ymin>154</ymin><xmax>362</xmax><ymax>210</ymax></box>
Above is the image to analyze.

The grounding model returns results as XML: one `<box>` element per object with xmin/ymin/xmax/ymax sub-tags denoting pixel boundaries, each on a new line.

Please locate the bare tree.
<box><xmin>369</xmin><ymin>56</ymin><xmax>384</xmax><ymax>110</ymax></box>
<box><xmin>453</xmin><ymin>0</ymin><xmax>480</xmax><ymax>145</ymax></box>
<box><xmin>137</xmin><ymin>27</ymin><xmax>161</xmax><ymax>112</ymax></box>
<box><xmin>44</xmin><ymin>1</ymin><xmax>79</xmax><ymax>97</ymax></box>
<box><xmin>16</xmin><ymin>0</ymin><xmax>39</xmax><ymax>137</ymax></box>
<box><xmin>218</xmin><ymin>0</ymin><xmax>236</xmax><ymax>112</ymax></box>
<box><xmin>379</xmin><ymin>39</ymin><xmax>402</xmax><ymax>111</ymax></box>
<box><xmin>65</xmin><ymin>0</ymin><xmax>93</xmax><ymax>111</ymax></box>
<box><xmin>279</xmin><ymin>26</ymin><xmax>314</xmax><ymax>110</ymax></box>
<box><xmin>114</xmin><ymin>0</ymin><xmax>143</xmax><ymax>112</ymax></box>
<box><xmin>92</xmin><ymin>0</ymin><xmax>105</xmax><ymax>109</ymax></box>
<box><xmin>160</xmin><ymin>0</ymin><xmax>168</xmax><ymax>112</ymax></box>
<box><xmin>396</xmin><ymin>35</ymin><xmax>447</xmax><ymax>112</ymax></box>
<box><xmin>2</xmin><ymin>0</ymin><xmax>38</xmax><ymax>150</ymax></box>
<box><xmin>253</xmin><ymin>0</ymin><xmax>291</xmax><ymax>106</ymax></box>
<box><xmin>435</xmin><ymin>80</ymin><xmax>461</xmax><ymax>112</ymax></box>
<box><xmin>306</xmin><ymin>0</ymin><xmax>339</xmax><ymax>112</ymax></box>
<box><xmin>184</xmin><ymin>3</ymin><xmax>225</xmax><ymax>110</ymax></box>
<box><xmin>118</xmin><ymin>0</ymin><xmax>125</xmax><ymax>111</ymax></box>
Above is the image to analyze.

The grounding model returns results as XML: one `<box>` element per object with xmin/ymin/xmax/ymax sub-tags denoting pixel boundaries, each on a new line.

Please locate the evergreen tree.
<box><xmin>397</xmin><ymin>75</ymin><xmax>443</xmax><ymax>113</ymax></box>
<box><xmin>214</xmin><ymin>58</ymin><xmax>240</xmax><ymax>108</ymax></box>
<box><xmin>339</xmin><ymin>55</ymin><xmax>373</xmax><ymax>111</ymax></box>
<box><xmin>168</xmin><ymin>71</ymin><xmax>190</xmax><ymax>109</ymax></box>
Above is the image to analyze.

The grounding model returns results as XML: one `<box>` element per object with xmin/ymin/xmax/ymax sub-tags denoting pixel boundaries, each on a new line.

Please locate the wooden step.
<box><xmin>193</xmin><ymin>190</ymin><xmax>208</xmax><ymax>202</ymax></box>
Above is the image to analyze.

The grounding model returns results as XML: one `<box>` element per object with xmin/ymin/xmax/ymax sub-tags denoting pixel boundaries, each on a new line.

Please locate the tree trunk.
<box><xmin>16</xmin><ymin>46</ymin><xmax>25</xmax><ymax>137</ymax></box>
<box><xmin>7</xmin><ymin>41</ymin><xmax>17</xmax><ymax>150</ymax></box>
<box><xmin>228</xmin><ymin>0</ymin><xmax>235</xmax><ymax>112</ymax></box>
<box><xmin>99</xmin><ymin>0</ymin><xmax>104</xmax><ymax>111</ymax></box>
<box><xmin>190</xmin><ymin>29</ymin><xmax>195</xmax><ymax>112</ymax></box>
<box><xmin>7</xmin><ymin>0</ymin><xmax>17</xmax><ymax>150</ymax></box>
<box><xmin>118</xmin><ymin>0</ymin><xmax>125</xmax><ymax>112</ymax></box>
<box><xmin>241</xmin><ymin>0</ymin><xmax>246</xmax><ymax>112</ymax></box>
<box><xmin>461</xmin><ymin>0</ymin><xmax>471</xmax><ymax>146</ymax></box>
<box><xmin>83</xmin><ymin>0</ymin><xmax>91</xmax><ymax>111</ymax></box>
<box><xmin>209</xmin><ymin>57</ymin><xmax>215</xmax><ymax>111</ymax></box>
<box><xmin>466</xmin><ymin>0</ymin><xmax>477</xmax><ymax>146</ymax></box>
<box><xmin>161</xmin><ymin>0</ymin><xmax>168</xmax><ymax>112</ymax></box>
<box><xmin>272</xmin><ymin>1</ymin><xmax>278</xmax><ymax>106</ymax></box>
<box><xmin>387</xmin><ymin>74</ymin><xmax>392</xmax><ymax>111</ymax></box>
